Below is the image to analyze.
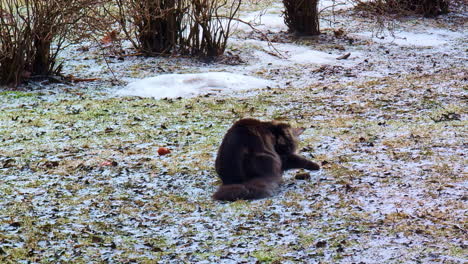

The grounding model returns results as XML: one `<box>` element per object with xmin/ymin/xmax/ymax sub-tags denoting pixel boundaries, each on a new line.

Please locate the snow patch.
<box><xmin>238</xmin><ymin>39</ymin><xmax>361</xmax><ymax>68</ymax></box>
<box><xmin>117</xmin><ymin>72</ymin><xmax>274</xmax><ymax>99</ymax></box>
<box><xmin>237</xmin><ymin>12</ymin><xmax>287</xmax><ymax>32</ymax></box>
<box><xmin>319</xmin><ymin>0</ymin><xmax>355</xmax><ymax>11</ymax></box>
<box><xmin>352</xmin><ymin>29</ymin><xmax>465</xmax><ymax>47</ymax></box>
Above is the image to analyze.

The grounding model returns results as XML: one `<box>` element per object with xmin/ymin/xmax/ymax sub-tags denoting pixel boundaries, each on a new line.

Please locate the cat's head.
<box><xmin>271</xmin><ymin>122</ymin><xmax>305</xmax><ymax>154</ymax></box>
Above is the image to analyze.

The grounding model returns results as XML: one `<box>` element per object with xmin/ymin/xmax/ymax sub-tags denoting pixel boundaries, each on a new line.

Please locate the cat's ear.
<box><xmin>292</xmin><ymin>127</ymin><xmax>306</xmax><ymax>137</ymax></box>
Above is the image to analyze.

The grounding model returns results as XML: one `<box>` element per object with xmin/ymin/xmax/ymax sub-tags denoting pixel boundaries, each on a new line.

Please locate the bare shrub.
<box><xmin>354</xmin><ymin>0</ymin><xmax>450</xmax><ymax>17</ymax></box>
<box><xmin>109</xmin><ymin>0</ymin><xmax>187</xmax><ymax>55</ymax></box>
<box><xmin>0</xmin><ymin>3</ymin><xmax>33</xmax><ymax>86</ymax></box>
<box><xmin>283</xmin><ymin>0</ymin><xmax>320</xmax><ymax>36</ymax></box>
<box><xmin>110</xmin><ymin>0</ymin><xmax>241</xmax><ymax>58</ymax></box>
<box><xmin>0</xmin><ymin>0</ymin><xmax>96</xmax><ymax>86</ymax></box>
<box><xmin>181</xmin><ymin>0</ymin><xmax>241</xmax><ymax>58</ymax></box>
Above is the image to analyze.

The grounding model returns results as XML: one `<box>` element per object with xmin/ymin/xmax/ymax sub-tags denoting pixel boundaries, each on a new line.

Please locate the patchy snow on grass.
<box><xmin>277</xmin><ymin>43</ymin><xmax>361</xmax><ymax>65</ymax></box>
<box><xmin>351</xmin><ymin>28</ymin><xmax>465</xmax><ymax>47</ymax></box>
<box><xmin>237</xmin><ymin>11</ymin><xmax>287</xmax><ymax>32</ymax></box>
<box><xmin>319</xmin><ymin>0</ymin><xmax>356</xmax><ymax>11</ymax></box>
<box><xmin>1</xmin><ymin>0</ymin><xmax>467</xmax><ymax>263</ymax></box>
<box><xmin>245</xmin><ymin>39</ymin><xmax>360</xmax><ymax>65</ymax></box>
<box><xmin>117</xmin><ymin>72</ymin><xmax>275</xmax><ymax>99</ymax></box>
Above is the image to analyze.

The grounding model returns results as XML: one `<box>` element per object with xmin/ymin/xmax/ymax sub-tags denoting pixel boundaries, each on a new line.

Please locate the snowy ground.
<box><xmin>0</xmin><ymin>1</ymin><xmax>467</xmax><ymax>263</ymax></box>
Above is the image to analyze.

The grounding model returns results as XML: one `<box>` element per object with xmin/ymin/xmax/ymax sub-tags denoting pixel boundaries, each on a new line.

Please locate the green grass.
<box><xmin>0</xmin><ymin>91</ymin><xmax>35</xmax><ymax>98</ymax></box>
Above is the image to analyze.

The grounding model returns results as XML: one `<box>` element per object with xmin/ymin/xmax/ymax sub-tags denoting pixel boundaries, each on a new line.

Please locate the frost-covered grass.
<box><xmin>0</xmin><ymin>0</ymin><xmax>467</xmax><ymax>263</ymax></box>
<box><xmin>1</xmin><ymin>69</ymin><xmax>466</xmax><ymax>263</ymax></box>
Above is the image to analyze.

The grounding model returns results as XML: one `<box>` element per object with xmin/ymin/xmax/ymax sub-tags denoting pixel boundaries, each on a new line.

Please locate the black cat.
<box><xmin>214</xmin><ymin>118</ymin><xmax>320</xmax><ymax>201</ymax></box>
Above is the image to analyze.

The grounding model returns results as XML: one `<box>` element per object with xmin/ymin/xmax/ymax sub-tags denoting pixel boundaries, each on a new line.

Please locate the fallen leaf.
<box><xmin>92</xmin><ymin>236</ymin><xmax>104</xmax><ymax>243</ymax></box>
<box><xmin>9</xmin><ymin>222</ymin><xmax>21</xmax><ymax>228</ymax></box>
<box><xmin>316</xmin><ymin>241</ymin><xmax>327</xmax><ymax>248</ymax></box>
<box><xmin>337</xmin><ymin>53</ymin><xmax>351</xmax><ymax>60</ymax></box>
<box><xmin>43</xmin><ymin>160</ymin><xmax>59</xmax><ymax>168</ymax></box>
<box><xmin>100</xmin><ymin>161</ymin><xmax>118</xmax><ymax>167</ymax></box>
<box><xmin>101</xmin><ymin>30</ymin><xmax>118</xmax><ymax>45</ymax></box>
<box><xmin>158</xmin><ymin>147</ymin><xmax>171</xmax><ymax>156</ymax></box>
<box><xmin>2</xmin><ymin>159</ymin><xmax>15</xmax><ymax>168</ymax></box>
<box><xmin>101</xmin><ymin>161</ymin><xmax>112</xmax><ymax>166</ymax></box>
<box><xmin>334</xmin><ymin>28</ymin><xmax>345</xmax><ymax>37</ymax></box>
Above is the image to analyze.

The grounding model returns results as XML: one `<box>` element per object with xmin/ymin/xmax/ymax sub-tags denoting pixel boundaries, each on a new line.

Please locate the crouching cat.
<box><xmin>213</xmin><ymin>118</ymin><xmax>320</xmax><ymax>201</ymax></box>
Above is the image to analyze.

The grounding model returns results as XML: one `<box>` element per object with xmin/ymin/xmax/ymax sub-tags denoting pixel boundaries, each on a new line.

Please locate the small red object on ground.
<box><xmin>158</xmin><ymin>147</ymin><xmax>171</xmax><ymax>156</ymax></box>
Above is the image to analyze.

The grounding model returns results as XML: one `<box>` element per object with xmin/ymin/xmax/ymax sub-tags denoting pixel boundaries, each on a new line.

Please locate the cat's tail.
<box><xmin>213</xmin><ymin>177</ymin><xmax>280</xmax><ymax>201</ymax></box>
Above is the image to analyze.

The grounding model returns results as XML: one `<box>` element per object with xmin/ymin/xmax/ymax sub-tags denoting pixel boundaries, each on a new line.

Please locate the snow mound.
<box><xmin>118</xmin><ymin>72</ymin><xmax>274</xmax><ymax>99</ymax></box>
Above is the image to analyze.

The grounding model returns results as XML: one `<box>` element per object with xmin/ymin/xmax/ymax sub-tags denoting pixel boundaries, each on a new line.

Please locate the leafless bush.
<box><xmin>283</xmin><ymin>0</ymin><xmax>320</xmax><ymax>36</ymax></box>
<box><xmin>354</xmin><ymin>0</ymin><xmax>449</xmax><ymax>17</ymax></box>
<box><xmin>0</xmin><ymin>3</ymin><xmax>33</xmax><ymax>86</ymax></box>
<box><xmin>110</xmin><ymin>0</ymin><xmax>241</xmax><ymax>58</ymax></box>
<box><xmin>181</xmin><ymin>0</ymin><xmax>241</xmax><ymax>58</ymax></box>
<box><xmin>0</xmin><ymin>0</ymin><xmax>96</xmax><ymax>86</ymax></box>
<box><xmin>108</xmin><ymin>0</ymin><xmax>187</xmax><ymax>55</ymax></box>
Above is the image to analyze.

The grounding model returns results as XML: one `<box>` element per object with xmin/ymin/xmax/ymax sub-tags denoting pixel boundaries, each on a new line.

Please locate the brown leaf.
<box><xmin>101</xmin><ymin>30</ymin><xmax>118</xmax><ymax>45</ymax></box>
<box><xmin>334</xmin><ymin>28</ymin><xmax>345</xmax><ymax>37</ymax></box>
<box><xmin>92</xmin><ymin>236</ymin><xmax>104</xmax><ymax>244</ymax></box>
<box><xmin>337</xmin><ymin>53</ymin><xmax>351</xmax><ymax>60</ymax></box>
<box><xmin>158</xmin><ymin>147</ymin><xmax>171</xmax><ymax>156</ymax></box>
<box><xmin>316</xmin><ymin>241</ymin><xmax>327</xmax><ymax>248</ymax></box>
<box><xmin>100</xmin><ymin>161</ymin><xmax>117</xmax><ymax>167</ymax></box>
<box><xmin>44</xmin><ymin>160</ymin><xmax>59</xmax><ymax>168</ymax></box>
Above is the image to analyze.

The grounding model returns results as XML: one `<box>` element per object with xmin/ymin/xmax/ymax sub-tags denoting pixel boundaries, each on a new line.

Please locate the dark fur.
<box><xmin>214</xmin><ymin>118</ymin><xmax>320</xmax><ymax>201</ymax></box>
